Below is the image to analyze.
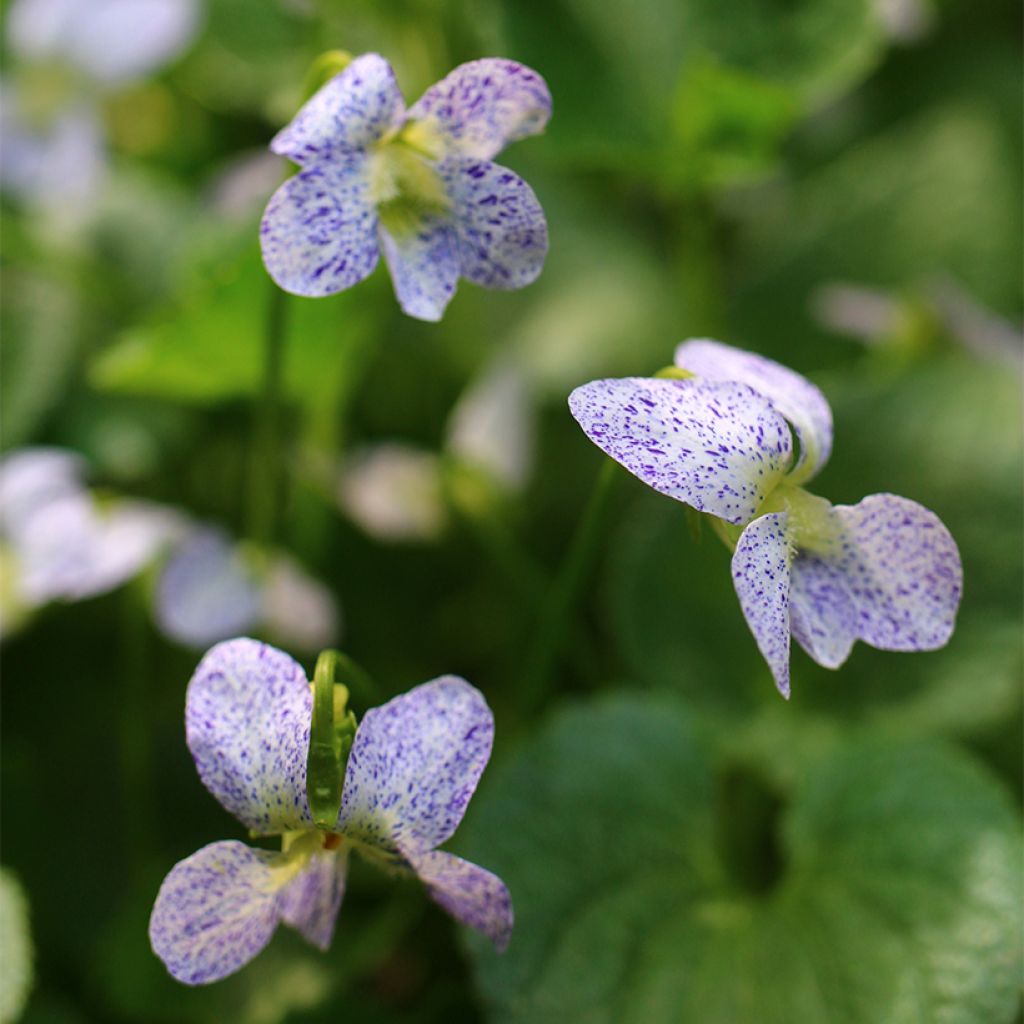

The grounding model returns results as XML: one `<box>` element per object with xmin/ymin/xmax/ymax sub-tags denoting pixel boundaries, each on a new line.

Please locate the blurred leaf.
<box><xmin>0</xmin><ymin>868</ymin><xmax>34</xmax><ymax>1023</ymax></box>
<box><xmin>89</xmin><ymin>239</ymin><xmax>379</xmax><ymax>436</ymax></box>
<box><xmin>460</xmin><ymin>695</ymin><xmax>1022</xmax><ymax>1023</ymax></box>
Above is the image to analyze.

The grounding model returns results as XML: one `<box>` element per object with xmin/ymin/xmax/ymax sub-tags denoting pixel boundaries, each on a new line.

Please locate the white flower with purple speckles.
<box><xmin>260</xmin><ymin>54</ymin><xmax>551</xmax><ymax>321</ymax></box>
<box><xmin>149</xmin><ymin>638</ymin><xmax>512</xmax><ymax>985</ymax></box>
<box><xmin>569</xmin><ymin>339</ymin><xmax>963</xmax><ymax>697</ymax></box>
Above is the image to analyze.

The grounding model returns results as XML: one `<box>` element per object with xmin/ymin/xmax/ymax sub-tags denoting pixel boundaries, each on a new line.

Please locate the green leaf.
<box><xmin>459</xmin><ymin>695</ymin><xmax>1021</xmax><ymax>1023</ymax></box>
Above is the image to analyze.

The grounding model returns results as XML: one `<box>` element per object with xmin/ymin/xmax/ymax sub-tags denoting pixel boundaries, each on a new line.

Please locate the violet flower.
<box><xmin>260</xmin><ymin>54</ymin><xmax>551</xmax><ymax>321</ymax></box>
<box><xmin>569</xmin><ymin>339</ymin><xmax>962</xmax><ymax>697</ymax></box>
<box><xmin>149</xmin><ymin>638</ymin><xmax>512</xmax><ymax>984</ymax></box>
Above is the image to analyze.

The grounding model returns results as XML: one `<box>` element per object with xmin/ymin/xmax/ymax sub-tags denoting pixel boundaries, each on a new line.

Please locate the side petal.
<box><xmin>271</xmin><ymin>53</ymin><xmax>404</xmax><ymax>163</ymax></box>
<box><xmin>447</xmin><ymin>159</ymin><xmax>547</xmax><ymax>291</ymax></box>
<box><xmin>149</xmin><ymin>841</ymin><xmax>282</xmax><ymax>986</ymax></box>
<box><xmin>732</xmin><ymin>513</ymin><xmax>793</xmax><ymax>697</ymax></box>
<box><xmin>186</xmin><ymin>638</ymin><xmax>314</xmax><ymax>834</ymax></box>
<box><xmin>675</xmin><ymin>339</ymin><xmax>833</xmax><ymax>481</ymax></box>
<box><xmin>406</xmin><ymin>848</ymin><xmax>513</xmax><ymax>952</ymax></box>
<box><xmin>0</xmin><ymin>447</ymin><xmax>84</xmax><ymax>539</ymax></box>
<box><xmin>260</xmin><ymin>157</ymin><xmax>379</xmax><ymax>299</ymax></box>
<box><xmin>337</xmin><ymin>677</ymin><xmax>493</xmax><ymax>854</ymax></box>
<box><xmin>378</xmin><ymin>216</ymin><xmax>460</xmax><ymax>321</ymax></box>
<box><xmin>789</xmin><ymin>555</ymin><xmax>858</xmax><ymax>669</ymax></box>
<box><xmin>833</xmin><ymin>493</ymin><xmax>962</xmax><ymax>652</ymax></box>
<box><xmin>278</xmin><ymin>847</ymin><xmax>348</xmax><ymax>952</ymax></box>
<box><xmin>568</xmin><ymin>377</ymin><xmax>793</xmax><ymax>525</ymax></box>
<box><xmin>407</xmin><ymin>59</ymin><xmax>551</xmax><ymax>161</ymax></box>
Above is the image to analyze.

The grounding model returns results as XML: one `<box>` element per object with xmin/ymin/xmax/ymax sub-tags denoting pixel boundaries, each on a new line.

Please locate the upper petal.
<box><xmin>447</xmin><ymin>159</ymin><xmax>548</xmax><ymax>291</ymax></box>
<box><xmin>186</xmin><ymin>638</ymin><xmax>315</xmax><ymax>834</ymax></box>
<box><xmin>732</xmin><ymin>512</ymin><xmax>793</xmax><ymax>697</ymax></box>
<box><xmin>271</xmin><ymin>53</ymin><xmax>405</xmax><ymax>163</ymax></box>
<box><xmin>568</xmin><ymin>377</ymin><xmax>793</xmax><ymax>525</ymax></box>
<box><xmin>831</xmin><ymin>493</ymin><xmax>962</xmax><ymax>652</ymax></box>
<box><xmin>260</xmin><ymin>157</ymin><xmax>379</xmax><ymax>298</ymax></box>
<box><xmin>675</xmin><ymin>339</ymin><xmax>833</xmax><ymax>481</ymax></box>
<box><xmin>0</xmin><ymin>447</ymin><xmax>85</xmax><ymax>541</ymax></box>
<box><xmin>148</xmin><ymin>841</ymin><xmax>282</xmax><ymax>986</ymax></box>
<box><xmin>405</xmin><ymin>848</ymin><xmax>513</xmax><ymax>952</ymax></box>
<box><xmin>378</xmin><ymin>215</ymin><xmax>460</xmax><ymax>321</ymax></box>
<box><xmin>278</xmin><ymin>847</ymin><xmax>348</xmax><ymax>951</ymax></box>
<box><xmin>337</xmin><ymin>677</ymin><xmax>494</xmax><ymax>854</ymax></box>
<box><xmin>789</xmin><ymin>555</ymin><xmax>858</xmax><ymax>669</ymax></box>
<box><xmin>407</xmin><ymin>59</ymin><xmax>551</xmax><ymax>161</ymax></box>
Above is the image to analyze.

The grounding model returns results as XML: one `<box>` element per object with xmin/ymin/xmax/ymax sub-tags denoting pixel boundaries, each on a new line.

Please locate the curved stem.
<box><xmin>518</xmin><ymin>460</ymin><xmax>620</xmax><ymax>713</ymax></box>
<box><xmin>246</xmin><ymin>283</ymin><xmax>289</xmax><ymax>548</ymax></box>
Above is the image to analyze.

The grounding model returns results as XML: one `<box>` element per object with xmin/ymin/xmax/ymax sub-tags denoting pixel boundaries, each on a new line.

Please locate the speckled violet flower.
<box><xmin>568</xmin><ymin>338</ymin><xmax>962</xmax><ymax>697</ymax></box>
<box><xmin>149</xmin><ymin>638</ymin><xmax>512</xmax><ymax>985</ymax></box>
<box><xmin>260</xmin><ymin>54</ymin><xmax>551</xmax><ymax>321</ymax></box>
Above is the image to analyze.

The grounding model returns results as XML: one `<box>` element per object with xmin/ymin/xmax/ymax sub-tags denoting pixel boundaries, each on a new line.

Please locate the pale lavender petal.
<box><xmin>831</xmin><ymin>493</ymin><xmax>962</xmax><ymax>652</ymax></box>
<box><xmin>406</xmin><ymin>848</ymin><xmax>513</xmax><ymax>951</ymax></box>
<box><xmin>260</xmin><ymin>156</ymin><xmax>379</xmax><ymax>298</ymax></box>
<box><xmin>789</xmin><ymin>555</ymin><xmax>858</xmax><ymax>669</ymax></box>
<box><xmin>407</xmin><ymin>59</ymin><xmax>551</xmax><ymax>161</ymax></box>
<box><xmin>0</xmin><ymin>447</ymin><xmax>84</xmax><ymax>540</ymax></box>
<box><xmin>271</xmin><ymin>54</ymin><xmax>404</xmax><ymax>164</ymax></box>
<box><xmin>154</xmin><ymin>528</ymin><xmax>262</xmax><ymax>649</ymax></box>
<box><xmin>378</xmin><ymin>217</ymin><xmax>459</xmax><ymax>321</ymax></box>
<box><xmin>261</xmin><ymin>555</ymin><xmax>341</xmax><ymax>654</ymax></box>
<box><xmin>278</xmin><ymin>847</ymin><xmax>348</xmax><ymax>951</ymax></box>
<box><xmin>732</xmin><ymin>512</ymin><xmax>793</xmax><ymax>697</ymax></box>
<box><xmin>675</xmin><ymin>339</ymin><xmax>834</xmax><ymax>481</ymax></box>
<box><xmin>337</xmin><ymin>677</ymin><xmax>493</xmax><ymax>853</ymax></box>
<box><xmin>447</xmin><ymin>159</ymin><xmax>547</xmax><ymax>291</ymax></box>
<box><xmin>568</xmin><ymin>378</ymin><xmax>792</xmax><ymax>525</ymax></box>
<box><xmin>149</xmin><ymin>841</ymin><xmax>281</xmax><ymax>986</ymax></box>
<box><xmin>186</xmin><ymin>638</ymin><xmax>314</xmax><ymax>834</ymax></box>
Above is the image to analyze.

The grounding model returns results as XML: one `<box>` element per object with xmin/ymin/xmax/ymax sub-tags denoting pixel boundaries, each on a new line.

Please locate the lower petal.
<box><xmin>731</xmin><ymin>513</ymin><xmax>793</xmax><ymax>697</ymax></box>
<box><xmin>149</xmin><ymin>841</ymin><xmax>282</xmax><ymax>986</ymax></box>
<box><xmin>260</xmin><ymin>157</ymin><xmax>379</xmax><ymax>298</ymax></box>
<box><xmin>789</xmin><ymin>555</ymin><xmax>858</xmax><ymax>669</ymax></box>
<box><xmin>447</xmin><ymin>158</ymin><xmax>547</xmax><ymax>291</ymax></box>
<box><xmin>406</xmin><ymin>848</ymin><xmax>513</xmax><ymax>952</ymax></box>
<box><xmin>834</xmin><ymin>493</ymin><xmax>962</xmax><ymax>652</ymax></box>
<box><xmin>278</xmin><ymin>847</ymin><xmax>348</xmax><ymax>951</ymax></box>
<box><xmin>378</xmin><ymin>217</ymin><xmax>459</xmax><ymax>321</ymax></box>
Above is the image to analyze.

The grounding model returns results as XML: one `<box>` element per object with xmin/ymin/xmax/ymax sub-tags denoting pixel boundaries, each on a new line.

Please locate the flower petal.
<box><xmin>675</xmin><ymin>339</ymin><xmax>834</xmax><ymax>481</ymax></box>
<box><xmin>337</xmin><ymin>677</ymin><xmax>493</xmax><ymax>853</ymax></box>
<box><xmin>406</xmin><ymin>848</ymin><xmax>513</xmax><ymax>952</ymax></box>
<box><xmin>271</xmin><ymin>53</ymin><xmax>404</xmax><ymax>163</ymax></box>
<box><xmin>447</xmin><ymin>159</ymin><xmax>547</xmax><ymax>291</ymax></box>
<box><xmin>831</xmin><ymin>493</ymin><xmax>962</xmax><ymax>652</ymax></box>
<box><xmin>378</xmin><ymin>216</ymin><xmax>460</xmax><ymax>321</ymax></box>
<box><xmin>407</xmin><ymin>59</ymin><xmax>551</xmax><ymax>161</ymax></box>
<box><xmin>0</xmin><ymin>447</ymin><xmax>84</xmax><ymax>540</ymax></box>
<box><xmin>260</xmin><ymin>157</ymin><xmax>379</xmax><ymax>298</ymax></box>
<box><xmin>149</xmin><ymin>841</ymin><xmax>282</xmax><ymax>986</ymax></box>
<box><xmin>186</xmin><ymin>638</ymin><xmax>314</xmax><ymax>834</ymax></box>
<box><xmin>789</xmin><ymin>555</ymin><xmax>858</xmax><ymax>669</ymax></box>
<box><xmin>732</xmin><ymin>512</ymin><xmax>793</xmax><ymax>697</ymax></box>
<box><xmin>278</xmin><ymin>847</ymin><xmax>348</xmax><ymax>951</ymax></box>
<box><xmin>154</xmin><ymin>528</ymin><xmax>262</xmax><ymax>649</ymax></box>
<box><xmin>568</xmin><ymin>378</ymin><xmax>792</xmax><ymax>525</ymax></box>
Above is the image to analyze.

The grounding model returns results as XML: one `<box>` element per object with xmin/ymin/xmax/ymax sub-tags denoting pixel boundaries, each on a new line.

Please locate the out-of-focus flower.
<box><xmin>1</xmin><ymin>0</ymin><xmax>201</xmax><ymax>222</ymax></box>
<box><xmin>260</xmin><ymin>54</ymin><xmax>551</xmax><ymax>321</ymax></box>
<box><xmin>569</xmin><ymin>339</ymin><xmax>962</xmax><ymax>697</ymax></box>
<box><xmin>0</xmin><ymin>448</ymin><xmax>182</xmax><ymax>630</ymax></box>
<box><xmin>154</xmin><ymin>527</ymin><xmax>340</xmax><ymax>653</ymax></box>
<box><xmin>337</xmin><ymin>356</ymin><xmax>536</xmax><ymax>542</ymax></box>
<box><xmin>149</xmin><ymin>638</ymin><xmax>512</xmax><ymax>984</ymax></box>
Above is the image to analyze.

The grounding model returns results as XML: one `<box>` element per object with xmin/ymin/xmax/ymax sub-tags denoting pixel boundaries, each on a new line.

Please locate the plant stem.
<box><xmin>247</xmin><ymin>282</ymin><xmax>289</xmax><ymax>548</ymax></box>
<box><xmin>518</xmin><ymin>459</ymin><xmax>620</xmax><ymax>713</ymax></box>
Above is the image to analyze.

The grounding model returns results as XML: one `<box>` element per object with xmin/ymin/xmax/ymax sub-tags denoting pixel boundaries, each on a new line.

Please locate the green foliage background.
<box><xmin>1</xmin><ymin>0</ymin><xmax>1021</xmax><ymax>1021</ymax></box>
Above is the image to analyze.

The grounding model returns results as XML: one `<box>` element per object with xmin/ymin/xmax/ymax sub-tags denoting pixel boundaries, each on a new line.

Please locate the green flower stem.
<box><xmin>519</xmin><ymin>459</ymin><xmax>621</xmax><ymax>713</ymax></box>
<box><xmin>246</xmin><ymin>282</ymin><xmax>289</xmax><ymax>549</ymax></box>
